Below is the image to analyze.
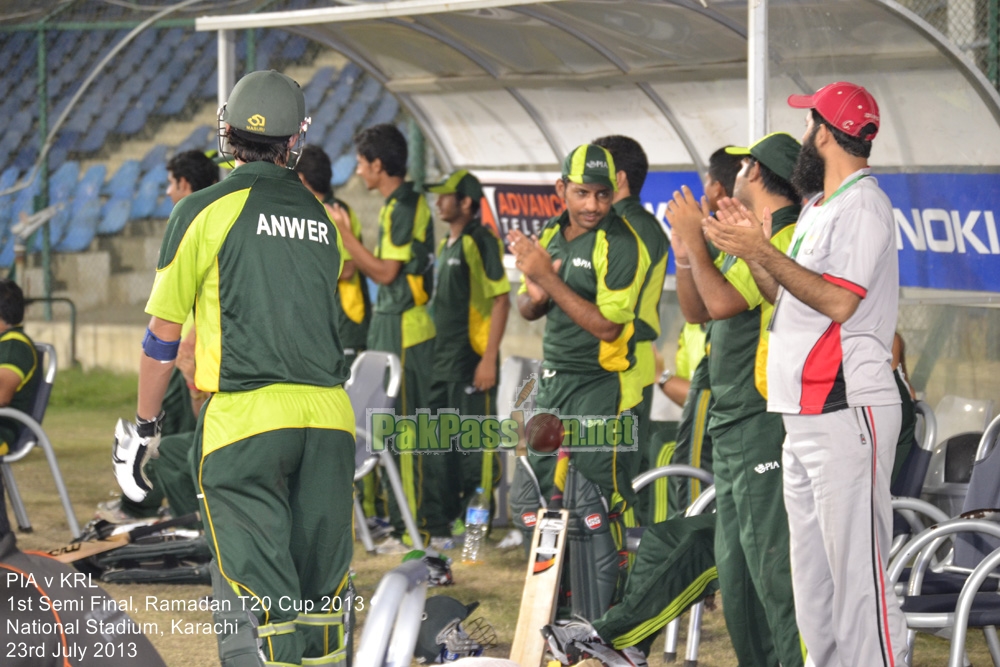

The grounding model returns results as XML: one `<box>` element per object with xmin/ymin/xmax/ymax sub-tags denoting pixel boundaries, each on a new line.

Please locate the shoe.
<box><xmin>375</xmin><ymin>536</ymin><xmax>411</xmax><ymax>556</ymax></box>
<box><xmin>95</xmin><ymin>499</ymin><xmax>142</xmax><ymax>524</ymax></box>
<box><xmin>497</xmin><ymin>529</ymin><xmax>523</xmax><ymax>550</ymax></box>
<box><xmin>541</xmin><ymin>617</ymin><xmax>600</xmax><ymax>664</ymax></box>
<box><xmin>429</xmin><ymin>536</ymin><xmax>456</xmax><ymax>551</ymax></box>
<box><xmin>568</xmin><ymin>641</ymin><xmax>648</xmax><ymax>667</ymax></box>
<box><xmin>366</xmin><ymin>516</ymin><xmax>393</xmax><ymax>540</ymax></box>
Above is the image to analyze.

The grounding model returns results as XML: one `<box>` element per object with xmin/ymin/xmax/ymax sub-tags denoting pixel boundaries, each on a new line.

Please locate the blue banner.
<box><xmin>640</xmin><ymin>171</ymin><xmax>1000</xmax><ymax>292</ymax></box>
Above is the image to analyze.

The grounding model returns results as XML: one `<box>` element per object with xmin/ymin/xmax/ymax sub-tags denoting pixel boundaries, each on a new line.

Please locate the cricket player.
<box><xmin>115</xmin><ymin>70</ymin><xmax>355</xmax><ymax>667</ymax></box>
<box><xmin>705</xmin><ymin>81</ymin><xmax>906</xmax><ymax>667</ymax></box>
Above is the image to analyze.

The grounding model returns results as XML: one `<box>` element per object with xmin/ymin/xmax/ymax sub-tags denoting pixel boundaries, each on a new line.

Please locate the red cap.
<box><xmin>788</xmin><ymin>82</ymin><xmax>880</xmax><ymax>141</ymax></box>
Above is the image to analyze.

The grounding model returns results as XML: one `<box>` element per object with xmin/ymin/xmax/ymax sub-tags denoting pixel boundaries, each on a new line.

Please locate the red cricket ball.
<box><xmin>526</xmin><ymin>413</ymin><xmax>564</xmax><ymax>453</ymax></box>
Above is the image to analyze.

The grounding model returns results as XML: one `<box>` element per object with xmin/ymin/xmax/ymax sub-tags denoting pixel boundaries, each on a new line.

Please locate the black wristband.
<box><xmin>135</xmin><ymin>411</ymin><xmax>164</xmax><ymax>438</ymax></box>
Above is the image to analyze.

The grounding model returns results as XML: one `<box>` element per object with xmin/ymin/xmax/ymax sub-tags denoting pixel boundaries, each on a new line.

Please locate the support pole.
<box><xmin>748</xmin><ymin>0</ymin><xmax>769</xmax><ymax>142</ymax></box>
<box><xmin>36</xmin><ymin>28</ymin><xmax>52</xmax><ymax>319</ymax></box>
<box><xmin>217</xmin><ymin>30</ymin><xmax>237</xmax><ymax>112</ymax></box>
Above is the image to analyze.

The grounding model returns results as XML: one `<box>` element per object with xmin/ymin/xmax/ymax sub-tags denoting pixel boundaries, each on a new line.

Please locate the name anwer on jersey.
<box><xmin>256</xmin><ymin>213</ymin><xmax>330</xmax><ymax>244</ymax></box>
<box><xmin>896</xmin><ymin>208</ymin><xmax>1000</xmax><ymax>253</ymax></box>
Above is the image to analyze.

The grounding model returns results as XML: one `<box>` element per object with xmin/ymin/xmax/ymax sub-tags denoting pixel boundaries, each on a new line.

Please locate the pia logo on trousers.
<box><xmin>754</xmin><ymin>460</ymin><xmax>780</xmax><ymax>475</ymax></box>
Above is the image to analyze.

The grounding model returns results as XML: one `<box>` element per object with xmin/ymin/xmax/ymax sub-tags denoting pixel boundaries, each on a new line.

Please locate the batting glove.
<box><xmin>112</xmin><ymin>412</ymin><xmax>163</xmax><ymax>502</ymax></box>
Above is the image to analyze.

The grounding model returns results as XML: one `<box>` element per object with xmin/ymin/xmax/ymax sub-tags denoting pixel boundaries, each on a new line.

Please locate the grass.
<box><xmin>9</xmin><ymin>370</ymin><xmax>993</xmax><ymax>666</ymax></box>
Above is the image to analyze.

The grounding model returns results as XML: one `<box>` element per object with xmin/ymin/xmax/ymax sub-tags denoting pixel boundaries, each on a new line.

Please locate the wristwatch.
<box><xmin>658</xmin><ymin>369</ymin><xmax>673</xmax><ymax>389</ymax></box>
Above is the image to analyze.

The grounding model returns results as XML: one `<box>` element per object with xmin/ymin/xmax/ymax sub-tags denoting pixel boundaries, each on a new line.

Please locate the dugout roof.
<box><xmin>192</xmin><ymin>0</ymin><xmax>1000</xmax><ymax>174</ymax></box>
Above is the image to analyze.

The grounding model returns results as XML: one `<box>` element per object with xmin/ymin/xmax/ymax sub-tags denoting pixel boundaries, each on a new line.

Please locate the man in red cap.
<box><xmin>704</xmin><ymin>81</ymin><xmax>906</xmax><ymax>667</ymax></box>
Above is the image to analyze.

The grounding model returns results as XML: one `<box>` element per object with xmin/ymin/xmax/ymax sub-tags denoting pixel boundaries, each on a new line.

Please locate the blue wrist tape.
<box><xmin>142</xmin><ymin>328</ymin><xmax>180</xmax><ymax>362</ymax></box>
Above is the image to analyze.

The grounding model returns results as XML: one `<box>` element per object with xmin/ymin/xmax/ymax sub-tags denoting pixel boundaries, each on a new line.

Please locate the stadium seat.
<box><xmin>153</xmin><ymin>194</ymin><xmax>173</xmax><ymax>219</ymax></box>
<box><xmin>332</xmin><ymin>153</ymin><xmax>357</xmax><ymax>187</ymax></box>
<box><xmin>130</xmin><ymin>166</ymin><xmax>167</xmax><ymax>219</ymax></box>
<box><xmin>105</xmin><ymin>160</ymin><xmax>140</xmax><ymax>199</ymax></box>
<box><xmin>47</xmin><ymin>161</ymin><xmax>79</xmax><ymax>205</ymax></box>
<box><xmin>368</xmin><ymin>94</ymin><xmax>400</xmax><ymax>126</ymax></box>
<box><xmin>98</xmin><ymin>198</ymin><xmax>131</xmax><ymax>235</ymax></box>
<box><xmin>0</xmin><ymin>343</ymin><xmax>80</xmax><ymax>539</ymax></box>
<box><xmin>74</xmin><ymin>164</ymin><xmax>107</xmax><ymax>201</ymax></box>
<box><xmin>56</xmin><ymin>197</ymin><xmax>101</xmax><ymax>253</ymax></box>
<box><xmin>304</xmin><ymin>66</ymin><xmax>336</xmax><ymax>111</ymax></box>
<box><xmin>175</xmin><ymin>125</ymin><xmax>213</xmax><ymax>155</ymax></box>
<box><xmin>140</xmin><ymin>144</ymin><xmax>169</xmax><ymax>174</ymax></box>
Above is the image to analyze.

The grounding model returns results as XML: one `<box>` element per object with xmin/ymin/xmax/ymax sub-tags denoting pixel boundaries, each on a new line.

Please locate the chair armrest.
<box><xmin>0</xmin><ymin>408</ymin><xmax>47</xmax><ymax>464</ymax></box>
<box><xmin>949</xmin><ymin>546</ymin><xmax>1000</xmax><ymax>667</ymax></box>
<box><xmin>631</xmin><ymin>464</ymin><xmax>714</xmax><ymax>493</ymax></box>
<box><xmin>685</xmin><ymin>484</ymin><xmax>716</xmax><ymax>517</ymax></box>
<box><xmin>888</xmin><ymin>517</ymin><xmax>1000</xmax><ymax>590</ymax></box>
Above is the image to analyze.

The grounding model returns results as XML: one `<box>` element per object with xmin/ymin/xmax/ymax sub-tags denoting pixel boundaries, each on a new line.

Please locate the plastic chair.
<box><xmin>923</xmin><ymin>395</ymin><xmax>995</xmax><ymax>517</ymax></box>
<box><xmin>345</xmin><ymin>351</ymin><xmax>423</xmax><ymax>553</ymax></box>
<box><xmin>0</xmin><ymin>343</ymin><xmax>80</xmax><ymax>539</ymax></box>
<box><xmin>888</xmin><ymin>413</ymin><xmax>1000</xmax><ymax>666</ymax></box>
<box><xmin>354</xmin><ymin>559</ymin><xmax>429</xmax><ymax>667</ymax></box>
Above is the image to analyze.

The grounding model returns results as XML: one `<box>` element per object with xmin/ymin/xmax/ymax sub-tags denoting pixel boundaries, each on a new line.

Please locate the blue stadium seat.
<box><xmin>356</xmin><ymin>77</ymin><xmax>382</xmax><ymax>106</ymax></box>
<box><xmin>282</xmin><ymin>35</ymin><xmax>308</xmax><ymax>61</ymax></box>
<box><xmin>74</xmin><ymin>164</ymin><xmax>107</xmax><ymax>201</ymax></box>
<box><xmin>48</xmin><ymin>162</ymin><xmax>80</xmax><ymax>205</ymax></box>
<box><xmin>130</xmin><ymin>166</ymin><xmax>167</xmax><ymax>219</ymax></box>
<box><xmin>0</xmin><ymin>168</ymin><xmax>21</xmax><ymax>230</ymax></box>
<box><xmin>368</xmin><ymin>94</ymin><xmax>399</xmax><ymax>126</ymax></box>
<box><xmin>153</xmin><ymin>193</ymin><xmax>174</xmax><ymax>219</ymax></box>
<box><xmin>98</xmin><ymin>198</ymin><xmax>131</xmax><ymax>235</ymax></box>
<box><xmin>13</xmin><ymin>145</ymin><xmax>38</xmax><ymax>172</ymax></box>
<box><xmin>0</xmin><ymin>235</ymin><xmax>15</xmax><ymax>269</ymax></box>
<box><xmin>331</xmin><ymin>153</ymin><xmax>357</xmax><ymax>187</ymax></box>
<box><xmin>141</xmin><ymin>145</ymin><xmax>169</xmax><ymax>174</ymax></box>
<box><xmin>176</xmin><ymin>125</ymin><xmax>213</xmax><ymax>154</ymax></box>
<box><xmin>105</xmin><ymin>160</ymin><xmax>140</xmax><ymax>199</ymax></box>
<box><xmin>40</xmin><ymin>204</ymin><xmax>72</xmax><ymax>252</ymax></box>
<box><xmin>74</xmin><ymin>123</ymin><xmax>111</xmax><ymax>155</ymax></box>
<box><xmin>304</xmin><ymin>67</ymin><xmax>336</xmax><ymax>112</ymax></box>
<box><xmin>161</xmin><ymin>73</ymin><xmax>200</xmax><ymax>116</ymax></box>
<box><xmin>118</xmin><ymin>103</ymin><xmax>152</xmax><ymax>136</ymax></box>
<box><xmin>56</xmin><ymin>197</ymin><xmax>101</xmax><ymax>253</ymax></box>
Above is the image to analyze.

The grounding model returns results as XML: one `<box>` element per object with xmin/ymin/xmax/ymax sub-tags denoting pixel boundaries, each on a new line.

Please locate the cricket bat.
<box><xmin>509</xmin><ymin>506</ymin><xmax>569</xmax><ymax>666</ymax></box>
<box><xmin>45</xmin><ymin>513</ymin><xmax>200</xmax><ymax>564</ymax></box>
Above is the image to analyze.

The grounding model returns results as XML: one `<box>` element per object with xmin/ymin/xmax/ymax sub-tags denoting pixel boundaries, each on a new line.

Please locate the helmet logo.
<box><xmin>246</xmin><ymin>114</ymin><xmax>266</xmax><ymax>132</ymax></box>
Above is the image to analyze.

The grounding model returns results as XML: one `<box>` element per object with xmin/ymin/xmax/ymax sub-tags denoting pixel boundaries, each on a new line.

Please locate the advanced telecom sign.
<box><xmin>477</xmin><ymin>171</ymin><xmax>1000</xmax><ymax>292</ymax></box>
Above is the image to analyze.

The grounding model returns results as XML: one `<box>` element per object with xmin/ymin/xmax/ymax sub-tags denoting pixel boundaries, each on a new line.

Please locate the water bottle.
<box><xmin>462</xmin><ymin>487</ymin><xmax>490</xmax><ymax>564</ymax></box>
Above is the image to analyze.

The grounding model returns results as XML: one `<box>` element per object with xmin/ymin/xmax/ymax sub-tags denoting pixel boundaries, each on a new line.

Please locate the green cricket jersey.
<box><xmin>146</xmin><ymin>161</ymin><xmax>350</xmax><ymax>393</ymax></box>
<box><xmin>432</xmin><ymin>220</ymin><xmax>510</xmax><ymax>382</ymax></box>
<box><xmin>521</xmin><ymin>210</ymin><xmax>648</xmax><ymax>377</ymax></box>
<box><xmin>707</xmin><ymin>204</ymin><xmax>800</xmax><ymax>431</ymax></box>
<box><xmin>0</xmin><ymin>327</ymin><xmax>38</xmax><ymax>453</ymax></box>
<box><xmin>613</xmin><ymin>196</ymin><xmax>669</xmax><ymax>343</ymax></box>
<box><xmin>326</xmin><ymin>195</ymin><xmax>371</xmax><ymax>351</ymax></box>
<box><xmin>368</xmin><ymin>181</ymin><xmax>436</xmax><ymax>351</ymax></box>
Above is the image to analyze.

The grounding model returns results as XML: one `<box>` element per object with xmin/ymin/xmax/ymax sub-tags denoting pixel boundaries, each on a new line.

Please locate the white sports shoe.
<box><xmin>375</xmin><ymin>536</ymin><xmax>411</xmax><ymax>555</ymax></box>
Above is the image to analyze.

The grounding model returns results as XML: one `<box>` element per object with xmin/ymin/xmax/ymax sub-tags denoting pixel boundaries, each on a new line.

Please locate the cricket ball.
<box><xmin>526</xmin><ymin>413</ymin><xmax>564</xmax><ymax>453</ymax></box>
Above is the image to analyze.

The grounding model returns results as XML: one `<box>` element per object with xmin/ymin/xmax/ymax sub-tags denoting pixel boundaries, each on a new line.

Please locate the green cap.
<box><xmin>725</xmin><ymin>132</ymin><xmax>801</xmax><ymax>183</ymax></box>
<box><xmin>222</xmin><ymin>70</ymin><xmax>305</xmax><ymax>139</ymax></box>
<box><xmin>426</xmin><ymin>169</ymin><xmax>483</xmax><ymax>201</ymax></box>
<box><xmin>562</xmin><ymin>144</ymin><xmax>617</xmax><ymax>192</ymax></box>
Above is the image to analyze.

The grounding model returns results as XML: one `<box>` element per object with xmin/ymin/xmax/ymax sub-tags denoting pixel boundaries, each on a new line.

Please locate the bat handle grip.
<box><xmin>548</xmin><ymin>493</ymin><xmax>562</xmax><ymax>511</ymax></box>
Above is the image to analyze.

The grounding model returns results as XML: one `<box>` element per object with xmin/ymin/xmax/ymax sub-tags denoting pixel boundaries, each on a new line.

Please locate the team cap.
<box><xmin>562</xmin><ymin>144</ymin><xmax>617</xmax><ymax>192</ymax></box>
<box><xmin>222</xmin><ymin>70</ymin><xmax>306</xmax><ymax>140</ymax></box>
<box><xmin>788</xmin><ymin>81</ymin><xmax>880</xmax><ymax>141</ymax></box>
<box><xmin>725</xmin><ymin>132</ymin><xmax>801</xmax><ymax>183</ymax></box>
<box><xmin>426</xmin><ymin>169</ymin><xmax>484</xmax><ymax>201</ymax></box>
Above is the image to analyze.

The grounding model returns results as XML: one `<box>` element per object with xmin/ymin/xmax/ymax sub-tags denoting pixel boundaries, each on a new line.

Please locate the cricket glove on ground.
<box><xmin>112</xmin><ymin>412</ymin><xmax>163</xmax><ymax>502</ymax></box>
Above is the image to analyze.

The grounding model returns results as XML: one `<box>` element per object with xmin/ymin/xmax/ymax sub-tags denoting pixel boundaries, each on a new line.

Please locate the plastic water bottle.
<box><xmin>462</xmin><ymin>487</ymin><xmax>490</xmax><ymax>564</ymax></box>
